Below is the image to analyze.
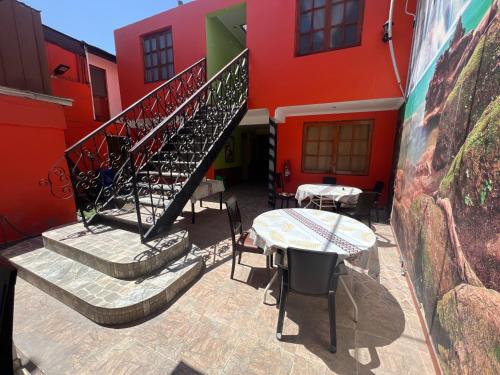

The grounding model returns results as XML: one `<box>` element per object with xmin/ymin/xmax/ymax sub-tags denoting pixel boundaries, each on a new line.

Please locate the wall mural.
<box><xmin>391</xmin><ymin>0</ymin><xmax>499</xmax><ymax>373</ymax></box>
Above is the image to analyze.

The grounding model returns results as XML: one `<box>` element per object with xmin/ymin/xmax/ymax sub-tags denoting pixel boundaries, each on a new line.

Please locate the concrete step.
<box><xmin>3</xmin><ymin>238</ymin><xmax>204</xmax><ymax>325</ymax></box>
<box><xmin>42</xmin><ymin>221</ymin><xmax>189</xmax><ymax>279</ymax></box>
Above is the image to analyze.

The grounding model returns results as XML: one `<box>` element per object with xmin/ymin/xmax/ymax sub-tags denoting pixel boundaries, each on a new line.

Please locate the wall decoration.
<box><xmin>224</xmin><ymin>135</ymin><xmax>235</xmax><ymax>163</ymax></box>
<box><xmin>391</xmin><ymin>0</ymin><xmax>499</xmax><ymax>373</ymax></box>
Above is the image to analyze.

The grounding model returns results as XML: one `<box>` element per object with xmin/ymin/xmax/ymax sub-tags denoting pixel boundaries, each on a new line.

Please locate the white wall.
<box><xmin>87</xmin><ymin>53</ymin><xmax>122</xmax><ymax>117</ymax></box>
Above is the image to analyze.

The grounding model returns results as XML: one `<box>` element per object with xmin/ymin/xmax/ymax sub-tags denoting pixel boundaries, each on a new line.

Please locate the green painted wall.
<box><xmin>206</xmin><ymin>3</ymin><xmax>246</xmax><ymax>170</ymax></box>
<box><xmin>214</xmin><ymin>127</ymin><xmax>242</xmax><ymax>169</ymax></box>
<box><xmin>205</xmin><ymin>4</ymin><xmax>245</xmax><ymax>78</ymax></box>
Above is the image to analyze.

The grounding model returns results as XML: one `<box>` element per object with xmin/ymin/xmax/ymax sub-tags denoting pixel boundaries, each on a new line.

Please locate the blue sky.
<box><xmin>23</xmin><ymin>0</ymin><xmax>192</xmax><ymax>54</ymax></box>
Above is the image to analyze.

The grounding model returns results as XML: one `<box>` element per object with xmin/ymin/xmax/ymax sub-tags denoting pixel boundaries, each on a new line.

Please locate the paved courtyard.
<box><xmin>12</xmin><ymin>184</ymin><xmax>436</xmax><ymax>374</ymax></box>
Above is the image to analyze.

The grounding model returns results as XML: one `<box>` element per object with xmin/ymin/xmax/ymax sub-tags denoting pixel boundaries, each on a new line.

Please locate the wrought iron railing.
<box><xmin>128</xmin><ymin>49</ymin><xmax>249</xmax><ymax>242</ymax></box>
<box><xmin>64</xmin><ymin>58</ymin><xmax>207</xmax><ymax>223</ymax></box>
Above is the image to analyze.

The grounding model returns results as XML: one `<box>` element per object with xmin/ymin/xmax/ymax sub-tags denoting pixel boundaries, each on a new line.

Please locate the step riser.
<box><xmin>15</xmin><ymin>256</ymin><xmax>204</xmax><ymax>325</ymax></box>
<box><xmin>42</xmin><ymin>232</ymin><xmax>189</xmax><ymax>280</ymax></box>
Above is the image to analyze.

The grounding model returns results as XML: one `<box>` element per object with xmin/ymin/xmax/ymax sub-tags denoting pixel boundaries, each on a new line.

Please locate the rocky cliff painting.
<box><xmin>391</xmin><ymin>0</ymin><xmax>499</xmax><ymax>373</ymax></box>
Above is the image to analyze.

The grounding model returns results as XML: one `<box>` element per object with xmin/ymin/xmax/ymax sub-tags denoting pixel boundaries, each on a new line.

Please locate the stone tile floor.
<box><xmin>12</xmin><ymin>183</ymin><xmax>436</xmax><ymax>374</ymax></box>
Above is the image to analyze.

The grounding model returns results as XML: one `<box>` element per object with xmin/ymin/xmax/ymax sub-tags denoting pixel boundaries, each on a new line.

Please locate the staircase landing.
<box><xmin>3</xmin><ymin>222</ymin><xmax>204</xmax><ymax>325</ymax></box>
<box><xmin>43</xmin><ymin>221</ymin><xmax>187</xmax><ymax>279</ymax></box>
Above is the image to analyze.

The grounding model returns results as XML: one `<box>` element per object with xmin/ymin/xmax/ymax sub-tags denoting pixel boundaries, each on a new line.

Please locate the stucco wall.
<box><xmin>0</xmin><ymin>94</ymin><xmax>76</xmax><ymax>244</ymax></box>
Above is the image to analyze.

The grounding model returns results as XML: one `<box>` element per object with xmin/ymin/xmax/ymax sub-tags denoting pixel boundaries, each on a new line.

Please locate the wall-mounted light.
<box><xmin>240</xmin><ymin>24</ymin><xmax>247</xmax><ymax>33</ymax></box>
<box><xmin>53</xmin><ymin>64</ymin><xmax>70</xmax><ymax>76</ymax></box>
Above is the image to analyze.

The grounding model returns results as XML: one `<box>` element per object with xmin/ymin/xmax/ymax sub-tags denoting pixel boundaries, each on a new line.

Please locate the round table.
<box><xmin>250</xmin><ymin>208</ymin><xmax>376</xmax><ymax>260</ymax></box>
<box><xmin>250</xmin><ymin>208</ymin><xmax>377</xmax><ymax>305</ymax></box>
<box><xmin>295</xmin><ymin>184</ymin><xmax>362</xmax><ymax>209</ymax></box>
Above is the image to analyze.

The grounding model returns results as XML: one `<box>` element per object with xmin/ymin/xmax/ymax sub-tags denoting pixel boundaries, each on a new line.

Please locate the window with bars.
<box><xmin>296</xmin><ymin>0</ymin><xmax>364</xmax><ymax>56</ymax></box>
<box><xmin>302</xmin><ymin>120</ymin><xmax>373</xmax><ymax>174</ymax></box>
<box><xmin>142</xmin><ymin>28</ymin><xmax>174</xmax><ymax>83</ymax></box>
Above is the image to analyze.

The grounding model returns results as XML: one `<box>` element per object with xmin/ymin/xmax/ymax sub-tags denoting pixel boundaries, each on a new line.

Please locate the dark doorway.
<box><xmin>241</xmin><ymin>125</ymin><xmax>269</xmax><ymax>183</ymax></box>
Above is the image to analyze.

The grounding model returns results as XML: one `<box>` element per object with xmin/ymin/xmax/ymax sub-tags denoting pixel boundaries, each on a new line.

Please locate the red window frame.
<box><xmin>295</xmin><ymin>0</ymin><xmax>365</xmax><ymax>56</ymax></box>
<box><xmin>142</xmin><ymin>27</ymin><xmax>175</xmax><ymax>83</ymax></box>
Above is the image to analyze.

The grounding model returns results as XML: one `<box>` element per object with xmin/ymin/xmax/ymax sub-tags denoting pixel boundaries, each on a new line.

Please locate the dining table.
<box><xmin>250</xmin><ymin>208</ymin><xmax>377</xmax><ymax>305</ymax></box>
<box><xmin>295</xmin><ymin>184</ymin><xmax>362</xmax><ymax>210</ymax></box>
<box><xmin>189</xmin><ymin>178</ymin><xmax>225</xmax><ymax>223</ymax></box>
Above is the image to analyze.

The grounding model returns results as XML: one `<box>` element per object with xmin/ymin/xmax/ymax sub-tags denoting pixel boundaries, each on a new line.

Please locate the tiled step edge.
<box><xmin>42</xmin><ymin>228</ymin><xmax>189</xmax><ymax>280</ymax></box>
<box><xmin>4</xmin><ymin>242</ymin><xmax>204</xmax><ymax>325</ymax></box>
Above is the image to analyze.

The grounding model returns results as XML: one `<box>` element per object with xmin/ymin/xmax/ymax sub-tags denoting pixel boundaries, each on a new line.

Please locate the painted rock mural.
<box><xmin>391</xmin><ymin>0</ymin><xmax>499</xmax><ymax>373</ymax></box>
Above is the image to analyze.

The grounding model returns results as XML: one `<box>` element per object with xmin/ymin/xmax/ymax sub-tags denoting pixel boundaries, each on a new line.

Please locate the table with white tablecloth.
<box><xmin>295</xmin><ymin>184</ymin><xmax>362</xmax><ymax>209</ymax></box>
<box><xmin>250</xmin><ymin>208</ymin><xmax>376</xmax><ymax>305</ymax></box>
<box><xmin>251</xmin><ymin>208</ymin><xmax>376</xmax><ymax>259</ymax></box>
<box><xmin>190</xmin><ymin>179</ymin><xmax>225</xmax><ymax>223</ymax></box>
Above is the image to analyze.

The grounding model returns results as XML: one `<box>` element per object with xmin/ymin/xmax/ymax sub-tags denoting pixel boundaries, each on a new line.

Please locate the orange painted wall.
<box><xmin>276</xmin><ymin>110</ymin><xmax>399</xmax><ymax>205</ymax></box>
<box><xmin>0</xmin><ymin>94</ymin><xmax>76</xmax><ymax>244</ymax></box>
<box><xmin>45</xmin><ymin>42</ymin><xmax>102</xmax><ymax>147</ymax></box>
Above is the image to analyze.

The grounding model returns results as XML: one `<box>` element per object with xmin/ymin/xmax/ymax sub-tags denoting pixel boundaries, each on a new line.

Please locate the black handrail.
<box><xmin>64</xmin><ymin>58</ymin><xmax>207</xmax><ymax>224</ymax></box>
<box><xmin>130</xmin><ymin>49</ymin><xmax>248</xmax><ymax>155</ymax></box>
<box><xmin>66</xmin><ymin>58</ymin><xmax>206</xmax><ymax>153</ymax></box>
<box><xmin>128</xmin><ymin>49</ymin><xmax>249</xmax><ymax>241</ymax></box>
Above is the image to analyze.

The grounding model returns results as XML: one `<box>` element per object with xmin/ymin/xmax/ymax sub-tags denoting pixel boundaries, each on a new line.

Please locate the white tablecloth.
<box><xmin>295</xmin><ymin>184</ymin><xmax>362</xmax><ymax>206</ymax></box>
<box><xmin>250</xmin><ymin>208</ymin><xmax>376</xmax><ymax>260</ymax></box>
<box><xmin>190</xmin><ymin>179</ymin><xmax>225</xmax><ymax>203</ymax></box>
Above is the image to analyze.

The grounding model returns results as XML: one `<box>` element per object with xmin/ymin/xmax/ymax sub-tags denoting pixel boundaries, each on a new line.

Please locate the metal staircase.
<box><xmin>65</xmin><ymin>49</ymin><xmax>248</xmax><ymax>242</ymax></box>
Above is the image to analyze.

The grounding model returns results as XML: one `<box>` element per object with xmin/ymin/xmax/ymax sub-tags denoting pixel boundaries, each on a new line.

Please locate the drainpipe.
<box><xmin>383</xmin><ymin>0</ymin><xmax>405</xmax><ymax>98</ymax></box>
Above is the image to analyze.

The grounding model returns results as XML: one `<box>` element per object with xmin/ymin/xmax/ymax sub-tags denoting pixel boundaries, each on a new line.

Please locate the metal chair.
<box><xmin>273</xmin><ymin>172</ymin><xmax>297</xmax><ymax>209</ymax></box>
<box><xmin>225</xmin><ymin>196</ymin><xmax>272</xmax><ymax>279</ymax></box>
<box><xmin>365</xmin><ymin>181</ymin><xmax>384</xmax><ymax>222</ymax></box>
<box><xmin>338</xmin><ymin>191</ymin><xmax>378</xmax><ymax>227</ymax></box>
<box><xmin>276</xmin><ymin>248</ymin><xmax>342</xmax><ymax>353</ymax></box>
<box><xmin>322</xmin><ymin>176</ymin><xmax>337</xmax><ymax>185</ymax></box>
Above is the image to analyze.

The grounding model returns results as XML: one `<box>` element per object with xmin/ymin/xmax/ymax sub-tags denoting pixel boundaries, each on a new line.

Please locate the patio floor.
<box><xmin>12</xmin><ymin>183</ymin><xmax>436</xmax><ymax>374</ymax></box>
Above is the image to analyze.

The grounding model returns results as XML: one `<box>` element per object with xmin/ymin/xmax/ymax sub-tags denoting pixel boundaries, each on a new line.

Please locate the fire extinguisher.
<box><xmin>283</xmin><ymin>160</ymin><xmax>291</xmax><ymax>182</ymax></box>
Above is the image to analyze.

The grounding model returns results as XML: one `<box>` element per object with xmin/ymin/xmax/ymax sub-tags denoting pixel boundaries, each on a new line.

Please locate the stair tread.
<box><xmin>99</xmin><ymin>208</ymin><xmax>185</xmax><ymax>228</ymax></box>
<box><xmin>138</xmin><ymin>170</ymin><xmax>188</xmax><ymax>177</ymax></box>
<box><xmin>3</xmin><ymin>237</ymin><xmax>203</xmax><ymax>319</ymax></box>
<box><xmin>42</xmin><ymin>221</ymin><xmax>188</xmax><ymax>270</ymax></box>
<box><xmin>97</xmin><ymin>206</ymin><xmax>153</xmax><ymax>228</ymax></box>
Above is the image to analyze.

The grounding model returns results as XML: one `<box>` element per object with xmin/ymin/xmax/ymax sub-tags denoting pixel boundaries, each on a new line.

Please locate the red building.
<box><xmin>44</xmin><ymin>26</ymin><xmax>122</xmax><ymax>147</ymax></box>
<box><xmin>0</xmin><ymin>0</ymin><xmax>121</xmax><ymax>244</ymax></box>
<box><xmin>114</xmin><ymin>0</ymin><xmax>416</xmax><ymax>205</ymax></box>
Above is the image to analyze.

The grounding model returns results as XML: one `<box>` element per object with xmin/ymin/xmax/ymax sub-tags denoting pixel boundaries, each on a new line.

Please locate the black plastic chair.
<box><xmin>225</xmin><ymin>196</ymin><xmax>271</xmax><ymax>279</ymax></box>
<box><xmin>273</xmin><ymin>172</ymin><xmax>297</xmax><ymax>209</ymax></box>
<box><xmin>0</xmin><ymin>258</ymin><xmax>17</xmax><ymax>374</ymax></box>
<box><xmin>276</xmin><ymin>248</ymin><xmax>341</xmax><ymax>353</ymax></box>
<box><xmin>337</xmin><ymin>191</ymin><xmax>378</xmax><ymax>227</ymax></box>
<box><xmin>322</xmin><ymin>176</ymin><xmax>337</xmax><ymax>185</ymax></box>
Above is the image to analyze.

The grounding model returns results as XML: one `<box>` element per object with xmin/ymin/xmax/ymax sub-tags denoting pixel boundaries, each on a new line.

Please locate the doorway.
<box><xmin>89</xmin><ymin>65</ymin><xmax>110</xmax><ymax>122</ymax></box>
<box><xmin>241</xmin><ymin>126</ymin><xmax>270</xmax><ymax>183</ymax></box>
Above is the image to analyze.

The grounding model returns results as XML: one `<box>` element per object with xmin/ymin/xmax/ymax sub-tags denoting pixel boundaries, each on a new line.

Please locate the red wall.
<box><xmin>276</xmin><ymin>110</ymin><xmax>399</xmax><ymax>205</ymax></box>
<box><xmin>115</xmin><ymin>0</ymin><xmax>416</xmax><ymax>112</ymax></box>
<box><xmin>45</xmin><ymin>42</ymin><xmax>102</xmax><ymax>147</ymax></box>
<box><xmin>114</xmin><ymin>0</ymin><xmax>416</xmax><ymax>187</ymax></box>
<box><xmin>114</xmin><ymin>0</ymin><xmax>243</xmax><ymax>108</ymax></box>
<box><xmin>247</xmin><ymin>0</ymin><xmax>416</xmax><ymax>112</ymax></box>
<box><xmin>0</xmin><ymin>94</ymin><xmax>76</xmax><ymax>244</ymax></box>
